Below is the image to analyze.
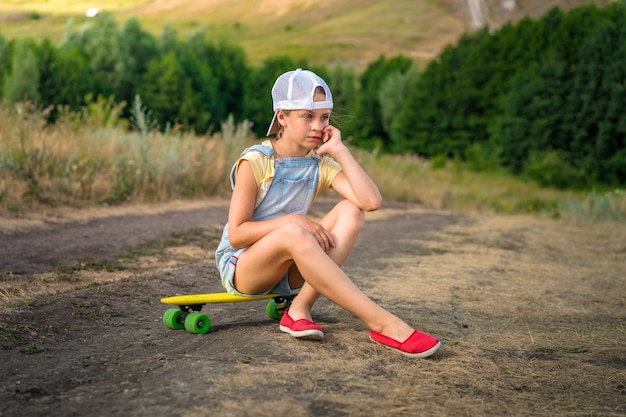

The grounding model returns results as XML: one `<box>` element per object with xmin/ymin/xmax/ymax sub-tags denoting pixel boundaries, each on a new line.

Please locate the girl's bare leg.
<box><xmin>234</xmin><ymin>199</ymin><xmax>363</xmax><ymax>319</ymax></box>
<box><xmin>287</xmin><ymin>200</ymin><xmax>366</xmax><ymax>321</ymax></box>
<box><xmin>234</xmin><ymin>201</ymin><xmax>415</xmax><ymax>342</ymax></box>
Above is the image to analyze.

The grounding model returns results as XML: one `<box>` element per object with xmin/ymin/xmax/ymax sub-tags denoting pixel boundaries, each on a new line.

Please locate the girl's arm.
<box><xmin>227</xmin><ymin>160</ymin><xmax>335</xmax><ymax>251</ymax></box>
<box><xmin>317</xmin><ymin>126</ymin><xmax>382</xmax><ymax>212</ymax></box>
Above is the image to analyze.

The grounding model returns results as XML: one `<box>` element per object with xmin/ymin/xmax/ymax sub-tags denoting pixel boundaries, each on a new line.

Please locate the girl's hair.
<box><xmin>276</xmin><ymin>87</ymin><xmax>329</xmax><ymax>140</ymax></box>
<box><xmin>276</xmin><ymin>110</ymin><xmax>291</xmax><ymax>139</ymax></box>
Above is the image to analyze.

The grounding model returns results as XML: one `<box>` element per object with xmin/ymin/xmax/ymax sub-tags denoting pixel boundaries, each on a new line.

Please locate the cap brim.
<box><xmin>266</xmin><ymin>112</ymin><xmax>280</xmax><ymax>136</ymax></box>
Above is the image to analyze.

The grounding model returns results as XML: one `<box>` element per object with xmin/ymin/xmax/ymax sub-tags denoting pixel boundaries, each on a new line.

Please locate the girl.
<box><xmin>215</xmin><ymin>69</ymin><xmax>441</xmax><ymax>358</ymax></box>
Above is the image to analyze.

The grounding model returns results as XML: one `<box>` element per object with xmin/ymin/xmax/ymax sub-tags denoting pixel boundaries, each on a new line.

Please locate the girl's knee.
<box><xmin>276</xmin><ymin>222</ymin><xmax>318</xmax><ymax>249</ymax></box>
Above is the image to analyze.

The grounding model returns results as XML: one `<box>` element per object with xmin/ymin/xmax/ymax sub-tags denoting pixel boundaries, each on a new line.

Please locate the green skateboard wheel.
<box><xmin>184</xmin><ymin>312</ymin><xmax>210</xmax><ymax>334</ymax></box>
<box><xmin>163</xmin><ymin>308</ymin><xmax>185</xmax><ymax>330</ymax></box>
<box><xmin>266</xmin><ymin>299</ymin><xmax>286</xmax><ymax>320</ymax></box>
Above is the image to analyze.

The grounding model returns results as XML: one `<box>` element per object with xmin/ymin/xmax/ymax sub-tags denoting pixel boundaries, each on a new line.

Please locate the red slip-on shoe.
<box><xmin>369</xmin><ymin>329</ymin><xmax>441</xmax><ymax>358</ymax></box>
<box><xmin>279</xmin><ymin>308</ymin><xmax>324</xmax><ymax>340</ymax></box>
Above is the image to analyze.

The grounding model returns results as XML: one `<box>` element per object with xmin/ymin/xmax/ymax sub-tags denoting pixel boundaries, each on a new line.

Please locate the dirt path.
<box><xmin>1</xmin><ymin>200</ymin><xmax>625</xmax><ymax>416</ymax></box>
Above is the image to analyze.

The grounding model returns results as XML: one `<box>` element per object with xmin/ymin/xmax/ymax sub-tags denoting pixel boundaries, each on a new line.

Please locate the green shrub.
<box><xmin>523</xmin><ymin>151</ymin><xmax>586</xmax><ymax>189</ymax></box>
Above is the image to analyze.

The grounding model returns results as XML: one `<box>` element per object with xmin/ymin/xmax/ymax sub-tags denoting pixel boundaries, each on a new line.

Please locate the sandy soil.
<box><xmin>0</xmin><ymin>199</ymin><xmax>624</xmax><ymax>416</ymax></box>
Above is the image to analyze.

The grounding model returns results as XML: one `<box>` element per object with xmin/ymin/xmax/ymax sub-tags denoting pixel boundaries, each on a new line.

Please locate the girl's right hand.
<box><xmin>289</xmin><ymin>214</ymin><xmax>335</xmax><ymax>253</ymax></box>
<box><xmin>316</xmin><ymin>125</ymin><xmax>346</xmax><ymax>158</ymax></box>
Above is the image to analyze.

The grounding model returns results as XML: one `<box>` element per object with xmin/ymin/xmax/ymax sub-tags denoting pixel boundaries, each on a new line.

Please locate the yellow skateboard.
<box><xmin>161</xmin><ymin>292</ymin><xmax>296</xmax><ymax>334</ymax></box>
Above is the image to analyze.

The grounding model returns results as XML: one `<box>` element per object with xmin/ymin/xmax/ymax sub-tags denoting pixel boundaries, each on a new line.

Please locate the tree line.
<box><xmin>0</xmin><ymin>2</ymin><xmax>624</xmax><ymax>188</ymax></box>
<box><xmin>390</xmin><ymin>2</ymin><xmax>626</xmax><ymax>188</ymax></box>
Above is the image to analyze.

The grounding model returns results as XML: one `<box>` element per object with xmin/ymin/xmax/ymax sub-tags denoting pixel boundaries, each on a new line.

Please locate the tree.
<box><xmin>158</xmin><ymin>24</ymin><xmax>179</xmax><ymax>56</ymax></box>
<box><xmin>493</xmin><ymin>2</ymin><xmax>626</xmax><ymax>187</ymax></box>
<box><xmin>181</xmin><ymin>58</ymin><xmax>215</xmax><ymax>133</ymax></box>
<box><xmin>80</xmin><ymin>12</ymin><xmax>129</xmax><ymax>99</ymax></box>
<box><xmin>326</xmin><ymin>63</ymin><xmax>359</xmax><ymax>134</ymax></box>
<box><xmin>344</xmin><ymin>55</ymin><xmax>413</xmax><ymax>150</ymax></box>
<box><xmin>566</xmin><ymin>4</ymin><xmax>626</xmax><ymax>185</ymax></box>
<box><xmin>493</xmin><ymin>56</ymin><xmax>576</xmax><ymax>184</ymax></box>
<box><xmin>136</xmin><ymin>53</ymin><xmax>194</xmax><ymax>129</ymax></box>
<box><xmin>3</xmin><ymin>39</ymin><xmax>40</xmax><ymax>103</ymax></box>
<box><xmin>0</xmin><ymin>34</ymin><xmax>9</xmax><ymax>98</ymax></box>
<box><xmin>378</xmin><ymin>65</ymin><xmax>419</xmax><ymax>146</ymax></box>
<box><xmin>391</xmin><ymin>32</ymin><xmax>486</xmax><ymax>157</ymax></box>
<box><xmin>118</xmin><ymin>17</ymin><xmax>160</xmax><ymax>109</ymax></box>
<box><xmin>37</xmin><ymin>39</ymin><xmax>93</xmax><ymax>119</ymax></box>
<box><xmin>199</xmin><ymin>40</ymin><xmax>250</xmax><ymax>125</ymax></box>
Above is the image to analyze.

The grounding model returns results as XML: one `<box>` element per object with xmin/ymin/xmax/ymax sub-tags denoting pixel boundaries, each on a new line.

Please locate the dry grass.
<box><xmin>0</xmin><ymin>270</ymin><xmax>133</xmax><ymax>307</ymax></box>
<box><xmin>5</xmin><ymin>100</ymin><xmax>622</xmax><ymax>225</ymax></box>
<box><xmin>199</xmin><ymin>209</ymin><xmax>626</xmax><ymax>416</ymax></box>
<box><xmin>1</xmin><ymin>202</ymin><xmax>624</xmax><ymax>415</ymax></box>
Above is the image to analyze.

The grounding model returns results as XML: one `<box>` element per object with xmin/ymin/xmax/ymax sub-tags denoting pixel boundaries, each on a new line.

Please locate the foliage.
<box><xmin>379</xmin><ymin>65</ymin><xmax>419</xmax><ymax>144</ymax></box>
<box><xmin>136</xmin><ymin>52</ymin><xmax>194</xmax><ymax>130</ymax></box>
<box><xmin>390</xmin><ymin>31</ymin><xmax>488</xmax><ymax>157</ymax></box>
<box><xmin>0</xmin><ymin>34</ymin><xmax>9</xmax><ymax>98</ymax></box>
<box><xmin>77</xmin><ymin>12</ymin><xmax>129</xmax><ymax>99</ymax></box>
<box><xmin>391</xmin><ymin>2</ymin><xmax>626</xmax><ymax>188</ymax></box>
<box><xmin>343</xmin><ymin>54</ymin><xmax>414</xmax><ymax>151</ymax></box>
<box><xmin>325</xmin><ymin>62</ymin><xmax>360</xmax><ymax>139</ymax></box>
<box><xmin>37</xmin><ymin>40</ymin><xmax>93</xmax><ymax>121</ymax></box>
<box><xmin>3</xmin><ymin>39</ymin><xmax>40</xmax><ymax>103</ymax></box>
<box><xmin>0</xmin><ymin>2</ymin><xmax>624</xmax><ymax>192</ymax></box>
<box><xmin>493</xmin><ymin>4</ymin><xmax>626</xmax><ymax>187</ymax></box>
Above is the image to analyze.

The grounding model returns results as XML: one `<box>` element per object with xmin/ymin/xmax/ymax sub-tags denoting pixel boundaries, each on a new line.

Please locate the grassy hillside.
<box><xmin>0</xmin><ymin>0</ymin><xmax>613</xmax><ymax>68</ymax></box>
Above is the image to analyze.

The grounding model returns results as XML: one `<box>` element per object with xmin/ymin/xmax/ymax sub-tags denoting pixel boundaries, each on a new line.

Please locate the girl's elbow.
<box><xmin>229</xmin><ymin>240</ymin><xmax>243</xmax><ymax>249</ymax></box>
<box><xmin>228</xmin><ymin>231</ymin><xmax>245</xmax><ymax>249</ymax></box>
<box><xmin>362</xmin><ymin>195</ymin><xmax>382</xmax><ymax>212</ymax></box>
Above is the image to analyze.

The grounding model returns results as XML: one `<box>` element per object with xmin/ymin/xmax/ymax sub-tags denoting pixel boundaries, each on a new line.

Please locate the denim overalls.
<box><xmin>215</xmin><ymin>144</ymin><xmax>321</xmax><ymax>296</ymax></box>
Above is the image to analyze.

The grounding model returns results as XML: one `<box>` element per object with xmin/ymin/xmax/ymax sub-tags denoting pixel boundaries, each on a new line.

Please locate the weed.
<box><xmin>123</xmin><ymin>240</ymin><xmax>170</xmax><ymax>258</ymax></box>
<box><xmin>129</xmin><ymin>95</ymin><xmax>159</xmax><ymax>136</ymax></box>
<box><xmin>7</xmin><ymin>201</ymin><xmax>21</xmax><ymax>214</ymax></box>
<box><xmin>512</xmin><ymin>198</ymin><xmax>559</xmax><ymax>216</ymax></box>
<box><xmin>431</xmin><ymin>155</ymin><xmax>447</xmax><ymax>170</ymax></box>
<box><xmin>56</xmin><ymin>257</ymin><xmax>125</xmax><ymax>274</ymax></box>
<box><xmin>429</xmin><ymin>248</ymin><xmax>449</xmax><ymax>255</ymax></box>
<box><xmin>21</xmin><ymin>343</ymin><xmax>44</xmax><ymax>354</ymax></box>
<box><xmin>560</xmin><ymin>189</ymin><xmax>625</xmax><ymax>222</ymax></box>
<box><xmin>0</xmin><ymin>323</ymin><xmax>24</xmax><ymax>350</ymax></box>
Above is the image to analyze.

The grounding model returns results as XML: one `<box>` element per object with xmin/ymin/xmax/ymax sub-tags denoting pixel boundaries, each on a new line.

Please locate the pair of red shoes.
<box><xmin>279</xmin><ymin>309</ymin><xmax>441</xmax><ymax>358</ymax></box>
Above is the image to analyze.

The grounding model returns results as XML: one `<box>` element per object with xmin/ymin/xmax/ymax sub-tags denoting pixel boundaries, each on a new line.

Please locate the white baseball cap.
<box><xmin>266</xmin><ymin>68</ymin><xmax>334</xmax><ymax>136</ymax></box>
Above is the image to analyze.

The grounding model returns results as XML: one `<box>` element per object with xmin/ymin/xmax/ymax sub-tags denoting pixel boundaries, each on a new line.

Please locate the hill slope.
<box><xmin>0</xmin><ymin>0</ymin><xmax>613</xmax><ymax>68</ymax></box>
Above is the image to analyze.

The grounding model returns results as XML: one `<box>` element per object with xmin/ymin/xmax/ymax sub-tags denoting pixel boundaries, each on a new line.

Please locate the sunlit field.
<box><xmin>0</xmin><ymin>0</ymin><xmax>611</xmax><ymax>67</ymax></box>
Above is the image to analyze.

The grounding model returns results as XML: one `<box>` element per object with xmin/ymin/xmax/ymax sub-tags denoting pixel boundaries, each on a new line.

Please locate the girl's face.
<box><xmin>279</xmin><ymin>91</ymin><xmax>331</xmax><ymax>151</ymax></box>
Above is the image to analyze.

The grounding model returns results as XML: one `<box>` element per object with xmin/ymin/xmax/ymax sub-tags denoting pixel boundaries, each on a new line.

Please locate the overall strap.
<box><xmin>229</xmin><ymin>144</ymin><xmax>276</xmax><ymax>209</ymax></box>
<box><xmin>229</xmin><ymin>144</ymin><xmax>274</xmax><ymax>189</ymax></box>
<box><xmin>242</xmin><ymin>144</ymin><xmax>274</xmax><ymax>158</ymax></box>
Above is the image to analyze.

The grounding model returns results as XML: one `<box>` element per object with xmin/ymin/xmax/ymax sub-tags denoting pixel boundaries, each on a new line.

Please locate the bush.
<box><xmin>523</xmin><ymin>151</ymin><xmax>586</xmax><ymax>189</ymax></box>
